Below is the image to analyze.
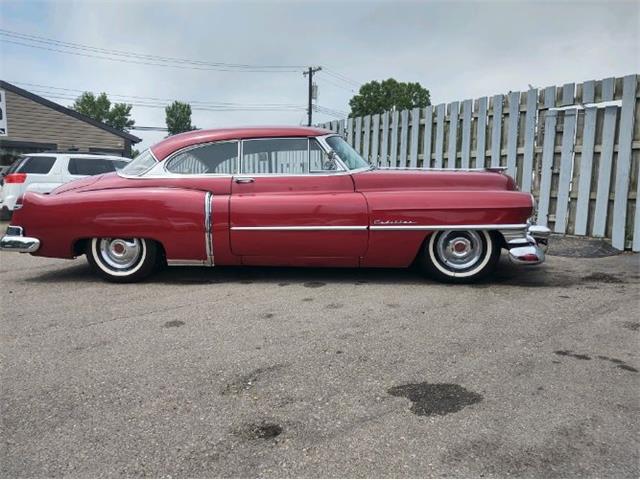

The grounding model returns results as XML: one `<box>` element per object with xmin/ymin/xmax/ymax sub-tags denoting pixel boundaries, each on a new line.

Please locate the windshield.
<box><xmin>325</xmin><ymin>135</ymin><xmax>370</xmax><ymax>171</ymax></box>
<box><xmin>120</xmin><ymin>149</ymin><xmax>157</xmax><ymax>176</ymax></box>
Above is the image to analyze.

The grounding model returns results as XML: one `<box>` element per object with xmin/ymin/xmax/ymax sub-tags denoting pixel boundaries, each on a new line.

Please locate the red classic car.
<box><xmin>0</xmin><ymin>126</ymin><xmax>549</xmax><ymax>283</ymax></box>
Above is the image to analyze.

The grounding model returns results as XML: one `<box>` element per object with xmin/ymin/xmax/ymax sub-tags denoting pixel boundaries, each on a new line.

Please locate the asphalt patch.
<box><xmin>303</xmin><ymin>281</ymin><xmax>326</xmax><ymax>288</ymax></box>
<box><xmin>235</xmin><ymin>422</ymin><xmax>283</xmax><ymax>440</ymax></box>
<box><xmin>556</xmin><ymin>351</ymin><xmax>638</xmax><ymax>373</ymax></box>
<box><xmin>222</xmin><ymin>364</ymin><xmax>282</xmax><ymax>395</ymax></box>
<box><xmin>622</xmin><ymin>322</ymin><xmax>639</xmax><ymax>331</ymax></box>
<box><xmin>547</xmin><ymin>235</ymin><xmax>621</xmax><ymax>258</ymax></box>
<box><xmin>583</xmin><ymin>272</ymin><xmax>625</xmax><ymax>284</ymax></box>
<box><xmin>617</xmin><ymin>365</ymin><xmax>639</xmax><ymax>373</ymax></box>
<box><xmin>387</xmin><ymin>382</ymin><xmax>483</xmax><ymax>417</ymax></box>
<box><xmin>554</xmin><ymin>350</ymin><xmax>591</xmax><ymax>360</ymax></box>
<box><xmin>163</xmin><ymin>320</ymin><xmax>185</xmax><ymax>328</ymax></box>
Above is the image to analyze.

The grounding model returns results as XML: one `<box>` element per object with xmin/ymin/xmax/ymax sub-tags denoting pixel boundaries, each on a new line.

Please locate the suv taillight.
<box><xmin>5</xmin><ymin>173</ymin><xmax>27</xmax><ymax>184</ymax></box>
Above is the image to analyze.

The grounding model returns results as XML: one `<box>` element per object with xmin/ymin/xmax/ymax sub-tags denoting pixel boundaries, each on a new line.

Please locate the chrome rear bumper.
<box><xmin>0</xmin><ymin>226</ymin><xmax>40</xmax><ymax>253</ymax></box>
<box><xmin>500</xmin><ymin>225</ymin><xmax>550</xmax><ymax>265</ymax></box>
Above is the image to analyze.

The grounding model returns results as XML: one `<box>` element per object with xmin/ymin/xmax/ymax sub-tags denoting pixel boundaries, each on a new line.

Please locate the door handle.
<box><xmin>234</xmin><ymin>177</ymin><xmax>255</xmax><ymax>184</ymax></box>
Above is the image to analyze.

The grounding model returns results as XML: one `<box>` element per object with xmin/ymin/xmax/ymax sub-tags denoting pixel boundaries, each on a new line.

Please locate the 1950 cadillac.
<box><xmin>0</xmin><ymin>126</ymin><xmax>550</xmax><ymax>283</ymax></box>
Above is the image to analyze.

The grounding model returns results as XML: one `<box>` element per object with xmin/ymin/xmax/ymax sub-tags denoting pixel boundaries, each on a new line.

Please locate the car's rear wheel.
<box><xmin>87</xmin><ymin>237</ymin><xmax>157</xmax><ymax>282</ymax></box>
<box><xmin>419</xmin><ymin>230</ymin><xmax>499</xmax><ymax>283</ymax></box>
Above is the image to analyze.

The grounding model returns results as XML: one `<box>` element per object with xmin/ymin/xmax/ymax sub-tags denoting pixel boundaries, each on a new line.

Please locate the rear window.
<box><xmin>68</xmin><ymin>158</ymin><xmax>124</xmax><ymax>176</ymax></box>
<box><xmin>17</xmin><ymin>156</ymin><xmax>56</xmax><ymax>174</ymax></box>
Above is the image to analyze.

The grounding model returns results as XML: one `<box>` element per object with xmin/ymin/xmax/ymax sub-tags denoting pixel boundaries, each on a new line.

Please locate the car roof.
<box><xmin>151</xmin><ymin>126</ymin><xmax>334</xmax><ymax>161</ymax></box>
<box><xmin>26</xmin><ymin>153</ymin><xmax>130</xmax><ymax>161</ymax></box>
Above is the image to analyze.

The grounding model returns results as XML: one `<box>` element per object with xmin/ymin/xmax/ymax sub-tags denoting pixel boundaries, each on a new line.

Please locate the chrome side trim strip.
<box><xmin>167</xmin><ymin>259</ymin><xmax>209</xmax><ymax>266</ymax></box>
<box><xmin>231</xmin><ymin>225</ymin><xmax>368</xmax><ymax>231</ymax></box>
<box><xmin>375</xmin><ymin>166</ymin><xmax>508</xmax><ymax>173</ymax></box>
<box><xmin>369</xmin><ymin>223</ymin><xmax>528</xmax><ymax>231</ymax></box>
<box><xmin>204</xmin><ymin>191</ymin><xmax>214</xmax><ymax>266</ymax></box>
<box><xmin>230</xmin><ymin>224</ymin><xmax>528</xmax><ymax>232</ymax></box>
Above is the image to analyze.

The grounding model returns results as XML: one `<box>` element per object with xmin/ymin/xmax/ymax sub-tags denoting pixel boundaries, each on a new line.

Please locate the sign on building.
<box><xmin>0</xmin><ymin>90</ymin><xmax>7</xmax><ymax>136</ymax></box>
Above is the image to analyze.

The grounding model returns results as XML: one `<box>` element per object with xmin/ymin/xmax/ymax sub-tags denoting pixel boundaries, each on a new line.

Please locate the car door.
<box><xmin>230</xmin><ymin>137</ymin><xmax>368</xmax><ymax>266</ymax></box>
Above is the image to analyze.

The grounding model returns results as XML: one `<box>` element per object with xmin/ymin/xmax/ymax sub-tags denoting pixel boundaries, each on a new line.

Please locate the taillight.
<box><xmin>5</xmin><ymin>173</ymin><xmax>27</xmax><ymax>184</ymax></box>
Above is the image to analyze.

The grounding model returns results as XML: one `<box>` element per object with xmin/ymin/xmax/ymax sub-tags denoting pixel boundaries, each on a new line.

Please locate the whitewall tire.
<box><xmin>420</xmin><ymin>230</ymin><xmax>499</xmax><ymax>283</ymax></box>
<box><xmin>87</xmin><ymin>237</ymin><xmax>158</xmax><ymax>282</ymax></box>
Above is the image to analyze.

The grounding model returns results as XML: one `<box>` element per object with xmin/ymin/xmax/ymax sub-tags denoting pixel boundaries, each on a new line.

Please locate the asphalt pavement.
<box><xmin>1</xmin><ymin>240</ymin><xmax>639</xmax><ymax>477</ymax></box>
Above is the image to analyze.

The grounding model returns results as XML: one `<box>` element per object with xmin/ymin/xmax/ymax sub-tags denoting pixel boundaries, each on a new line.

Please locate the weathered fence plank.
<box><xmin>362</xmin><ymin>115</ymin><xmax>371</xmax><ymax>161</ymax></box>
<box><xmin>380</xmin><ymin>111</ymin><xmax>389</xmax><ymax>167</ymax></box>
<box><xmin>592</xmin><ymin>106</ymin><xmax>618</xmax><ymax>237</ymax></box>
<box><xmin>390</xmin><ymin>110</ymin><xmax>399</xmax><ymax>167</ymax></box>
<box><xmin>409</xmin><ymin>107</ymin><xmax>420</xmax><ymax>168</ymax></box>
<box><xmin>371</xmin><ymin>114</ymin><xmax>380</xmax><ymax>166</ymax></box>
<box><xmin>521</xmin><ymin>89</ymin><xmax>537</xmax><ymax>192</ymax></box>
<box><xmin>447</xmin><ymin>102</ymin><xmax>459</xmax><ymax>168</ymax></box>
<box><xmin>537</xmin><ymin>87</ymin><xmax>557</xmax><ymax>227</ymax></box>
<box><xmin>423</xmin><ymin>106</ymin><xmax>433</xmax><ymax>168</ymax></box>
<box><xmin>554</xmin><ymin>83</ymin><xmax>577</xmax><ymax>234</ymax></box>
<box><xmin>475</xmin><ymin>97</ymin><xmax>488</xmax><ymax>168</ymax></box>
<box><xmin>611</xmin><ymin>75</ymin><xmax>637</xmax><ymax>249</ymax></box>
<box><xmin>490</xmin><ymin>95</ymin><xmax>503</xmax><ymax>167</ymax></box>
<box><xmin>399</xmin><ymin>109</ymin><xmax>409</xmax><ymax>167</ymax></box>
<box><xmin>554</xmin><ymin>110</ymin><xmax>577</xmax><ymax>233</ymax></box>
<box><xmin>461</xmin><ymin>99</ymin><xmax>472</xmax><ymax>169</ymax></box>
<box><xmin>435</xmin><ymin>103</ymin><xmax>446</xmax><ymax>168</ymax></box>
<box><xmin>346</xmin><ymin>117</ymin><xmax>354</xmax><ymax>147</ymax></box>
<box><xmin>354</xmin><ymin>116</ymin><xmax>362</xmax><ymax>154</ymax></box>
<box><xmin>574</xmin><ymin>81</ymin><xmax>596</xmax><ymax>235</ymax></box>
<box><xmin>506</xmin><ymin>92</ymin><xmax>520</xmax><ymax>178</ymax></box>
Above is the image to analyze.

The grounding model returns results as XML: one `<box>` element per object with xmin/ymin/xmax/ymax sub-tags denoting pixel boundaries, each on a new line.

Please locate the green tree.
<box><xmin>165</xmin><ymin>101</ymin><xmax>196</xmax><ymax>136</ymax></box>
<box><xmin>348</xmin><ymin>79</ymin><xmax>431</xmax><ymax>117</ymax></box>
<box><xmin>71</xmin><ymin>92</ymin><xmax>135</xmax><ymax>130</ymax></box>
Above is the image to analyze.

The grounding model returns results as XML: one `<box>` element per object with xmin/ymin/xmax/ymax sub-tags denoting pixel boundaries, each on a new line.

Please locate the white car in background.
<box><xmin>0</xmin><ymin>152</ymin><xmax>130</xmax><ymax>220</ymax></box>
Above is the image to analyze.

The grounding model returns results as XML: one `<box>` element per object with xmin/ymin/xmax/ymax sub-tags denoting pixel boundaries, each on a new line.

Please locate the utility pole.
<box><xmin>303</xmin><ymin>66</ymin><xmax>321</xmax><ymax>126</ymax></box>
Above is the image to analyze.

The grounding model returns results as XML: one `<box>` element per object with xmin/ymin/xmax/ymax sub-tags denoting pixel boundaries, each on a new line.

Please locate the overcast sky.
<box><xmin>1</xmin><ymin>0</ymin><xmax>638</xmax><ymax>150</ymax></box>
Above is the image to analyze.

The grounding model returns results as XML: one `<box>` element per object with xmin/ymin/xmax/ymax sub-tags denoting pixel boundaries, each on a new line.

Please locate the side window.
<box><xmin>241</xmin><ymin>138</ymin><xmax>309</xmax><ymax>174</ymax></box>
<box><xmin>310</xmin><ymin>139</ymin><xmax>340</xmax><ymax>172</ymax></box>
<box><xmin>17</xmin><ymin>156</ymin><xmax>56</xmax><ymax>174</ymax></box>
<box><xmin>68</xmin><ymin>158</ymin><xmax>118</xmax><ymax>176</ymax></box>
<box><xmin>166</xmin><ymin>141</ymin><xmax>238</xmax><ymax>174</ymax></box>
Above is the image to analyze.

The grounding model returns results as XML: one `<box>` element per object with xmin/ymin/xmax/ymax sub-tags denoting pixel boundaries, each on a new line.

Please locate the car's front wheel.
<box><xmin>87</xmin><ymin>237</ymin><xmax>158</xmax><ymax>282</ymax></box>
<box><xmin>419</xmin><ymin>230</ymin><xmax>499</xmax><ymax>283</ymax></box>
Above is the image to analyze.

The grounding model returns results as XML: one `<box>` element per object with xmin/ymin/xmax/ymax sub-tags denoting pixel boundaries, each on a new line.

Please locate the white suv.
<box><xmin>0</xmin><ymin>152</ymin><xmax>130</xmax><ymax>219</ymax></box>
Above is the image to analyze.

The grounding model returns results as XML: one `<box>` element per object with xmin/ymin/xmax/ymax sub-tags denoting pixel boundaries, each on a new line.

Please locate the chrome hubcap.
<box><xmin>98</xmin><ymin>238</ymin><xmax>142</xmax><ymax>270</ymax></box>
<box><xmin>436</xmin><ymin>230</ymin><xmax>483</xmax><ymax>270</ymax></box>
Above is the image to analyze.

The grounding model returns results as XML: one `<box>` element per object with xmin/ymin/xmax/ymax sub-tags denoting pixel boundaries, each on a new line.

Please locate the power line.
<box><xmin>0</xmin><ymin>29</ymin><xmax>305</xmax><ymax>72</ymax></box>
<box><xmin>321</xmin><ymin>67</ymin><xmax>362</xmax><ymax>88</ymax></box>
<box><xmin>30</xmin><ymin>90</ymin><xmax>307</xmax><ymax>112</ymax></box>
<box><xmin>316</xmin><ymin>72</ymin><xmax>358</xmax><ymax>93</ymax></box>
<box><xmin>10</xmin><ymin>81</ymin><xmax>305</xmax><ymax>108</ymax></box>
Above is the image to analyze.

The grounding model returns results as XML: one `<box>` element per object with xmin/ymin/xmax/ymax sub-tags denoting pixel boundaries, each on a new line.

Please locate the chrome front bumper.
<box><xmin>0</xmin><ymin>226</ymin><xmax>40</xmax><ymax>253</ymax></box>
<box><xmin>500</xmin><ymin>225</ymin><xmax>550</xmax><ymax>265</ymax></box>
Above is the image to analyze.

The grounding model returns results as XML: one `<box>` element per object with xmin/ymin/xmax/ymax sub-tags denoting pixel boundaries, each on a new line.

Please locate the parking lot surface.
<box><xmin>1</xmin><ymin>243</ymin><xmax>639</xmax><ymax>478</ymax></box>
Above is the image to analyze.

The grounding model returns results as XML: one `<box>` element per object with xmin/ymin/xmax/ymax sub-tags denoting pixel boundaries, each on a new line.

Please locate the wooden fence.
<box><xmin>319</xmin><ymin>74</ymin><xmax>640</xmax><ymax>251</ymax></box>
